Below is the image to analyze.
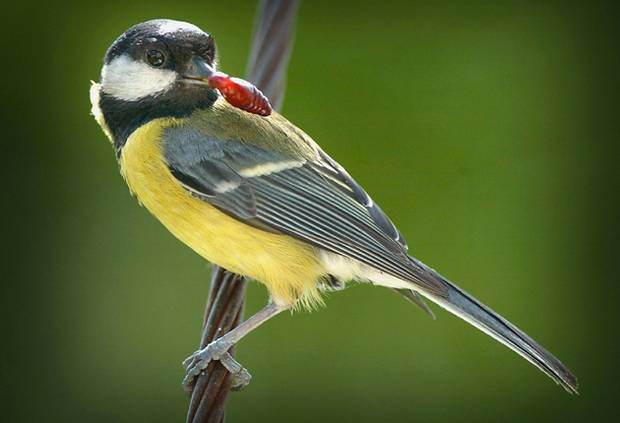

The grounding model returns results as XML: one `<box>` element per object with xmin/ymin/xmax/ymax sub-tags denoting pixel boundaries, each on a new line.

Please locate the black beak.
<box><xmin>182</xmin><ymin>57</ymin><xmax>215</xmax><ymax>82</ymax></box>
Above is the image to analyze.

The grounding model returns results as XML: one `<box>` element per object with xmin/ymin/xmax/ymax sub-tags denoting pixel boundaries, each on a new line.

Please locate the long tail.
<box><xmin>410</xmin><ymin>258</ymin><xmax>578</xmax><ymax>394</ymax></box>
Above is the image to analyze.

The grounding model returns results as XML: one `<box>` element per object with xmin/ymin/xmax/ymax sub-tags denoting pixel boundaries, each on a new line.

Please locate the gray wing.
<box><xmin>163</xmin><ymin>126</ymin><xmax>447</xmax><ymax>297</ymax></box>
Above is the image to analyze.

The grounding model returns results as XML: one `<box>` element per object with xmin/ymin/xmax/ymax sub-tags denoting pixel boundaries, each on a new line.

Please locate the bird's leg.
<box><xmin>182</xmin><ymin>301</ymin><xmax>287</xmax><ymax>391</ymax></box>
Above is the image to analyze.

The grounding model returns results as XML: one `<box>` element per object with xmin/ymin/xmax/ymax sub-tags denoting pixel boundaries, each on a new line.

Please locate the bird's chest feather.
<box><xmin>119</xmin><ymin>118</ymin><xmax>324</xmax><ymax>307</ymax></box>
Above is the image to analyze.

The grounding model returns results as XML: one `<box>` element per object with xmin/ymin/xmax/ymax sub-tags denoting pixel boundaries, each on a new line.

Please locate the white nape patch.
<box><xmin>101</xmin><ymin>54</ymin><xmax>176</xmax><ymax>101</ymax></box>
<box><xmin>89</xmin><ymin>81</ymin><xmax>112</xmax><ymax>140</ymax></box>
<box><xmin>89</xmin><ymin>82</ymin><xmax>103</xmax><ymax>123</ymax></box>
<box><xmin>318</xmin><ymin>250</ymin><xmax>411</xmax><ymax>289</ymax></box>
<box><xmin>158</xmin><ymin>20</ymin><xmax>202</xmax><ymax>35</ymax></box>
<box><xmin>239</xmin><ymin>160</ymin><xmax>305</xmax><ymax>178</ymax></box>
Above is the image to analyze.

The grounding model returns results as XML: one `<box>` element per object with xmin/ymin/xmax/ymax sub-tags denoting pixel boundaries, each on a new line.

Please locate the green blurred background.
<box><xmin>3</xmin><ymin>0</ymin><xmax>619</xmax><ymax>421</ymax></box>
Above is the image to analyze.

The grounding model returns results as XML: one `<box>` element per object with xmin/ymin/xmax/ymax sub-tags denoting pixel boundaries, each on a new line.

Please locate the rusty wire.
<box><xmin>186</xmin><ymin>2</ymin><xmax>300</xmax><ymax>422</ymax></box>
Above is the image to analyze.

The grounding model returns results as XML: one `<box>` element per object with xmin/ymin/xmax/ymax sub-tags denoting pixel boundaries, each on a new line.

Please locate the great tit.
<box><xmin>90</xmin><ymin>19</ymin><xmax>578</xmax><ymax>393</ymax></box>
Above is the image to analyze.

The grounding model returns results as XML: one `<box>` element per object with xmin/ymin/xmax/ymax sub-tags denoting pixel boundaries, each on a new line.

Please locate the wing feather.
<box><xmin>163</xmin><ymin>126</ymin><xmax>447</xmax><ymax>297</ymax></box>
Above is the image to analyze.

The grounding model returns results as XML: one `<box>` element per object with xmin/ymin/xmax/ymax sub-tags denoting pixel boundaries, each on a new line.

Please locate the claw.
<box><xmin>231</xmin><ymin>368</ymin><xmax>252</xmax><ymax>391</ymax></box>
<box><xmin>220</xmin><ymin>353</ymin><xmax>252</xmax><ymax>390</ymax></box>
<box><xmin>181</xmin><ymin>302</ymin><xmax>286</xmax><ymax>392</ymax></box>
<box><xmin>182</xmin><ymin>339</ymin><xmax>251</xmax><ymax>392</ymax></box>
<box><xmin>182</xmin><ymin>350</ymin><xmax>199</xmax><ymax>369</ymax></box>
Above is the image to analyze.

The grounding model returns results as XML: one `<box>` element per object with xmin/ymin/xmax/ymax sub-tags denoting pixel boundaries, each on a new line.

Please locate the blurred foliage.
<box><xmin>2</xmin><ymin>0</ymin><xmax>619</xmax><ymax>421</ymax></box>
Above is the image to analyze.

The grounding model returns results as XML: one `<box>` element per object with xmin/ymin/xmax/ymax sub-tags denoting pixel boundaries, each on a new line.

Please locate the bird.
<box><xmin>90</xmin><ymin>19</ymin><xmax>578</xmax><ymax>393</ymax></box>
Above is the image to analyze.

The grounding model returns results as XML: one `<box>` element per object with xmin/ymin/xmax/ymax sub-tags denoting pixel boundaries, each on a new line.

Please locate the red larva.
<box><xmin>207</xmin><ymin>73</ymin><xmax>272</xmax><ymax>116</ymax></box>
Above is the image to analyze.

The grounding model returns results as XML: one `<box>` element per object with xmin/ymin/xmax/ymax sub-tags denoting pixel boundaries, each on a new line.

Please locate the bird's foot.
<box><xmin>182</xmin><ymin>339</ymin><xmax>252</xmax><ymax>392</ymax></box>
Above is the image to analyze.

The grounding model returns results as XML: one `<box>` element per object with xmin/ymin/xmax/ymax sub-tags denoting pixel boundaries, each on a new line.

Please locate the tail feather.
<box><xmin>412</xmin><ymin>260</ymin><xmax>579</xmax><ymax>394</ymax></box>
<box><xmin>393</xmin><ymin>288</ymin><xmax>436</xmax><ymax>319</ymax></box>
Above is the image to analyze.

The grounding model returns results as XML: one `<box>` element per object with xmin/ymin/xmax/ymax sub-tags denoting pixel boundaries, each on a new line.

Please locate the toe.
<box><xmin>230</xmin><ymin>368</ymin><xmax>252</xmax><ymax>391</ymax></box>
<box><xmin>182</xmin><ymin>349</ymin><xmax>202</xmax><ymax>369</ymax></box>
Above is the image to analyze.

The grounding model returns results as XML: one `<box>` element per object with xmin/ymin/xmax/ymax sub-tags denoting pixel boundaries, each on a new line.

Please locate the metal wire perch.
<box><xmin>186</xmin><ymin>1</ymin><xmax>300</xmax><ymax>422</ymax></box>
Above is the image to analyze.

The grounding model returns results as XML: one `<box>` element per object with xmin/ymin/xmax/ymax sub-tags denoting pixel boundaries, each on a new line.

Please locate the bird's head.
<box><xmin>91</xmin><ymin>19</ymin><xmax>220</xmax><ymax>150</ymax></box>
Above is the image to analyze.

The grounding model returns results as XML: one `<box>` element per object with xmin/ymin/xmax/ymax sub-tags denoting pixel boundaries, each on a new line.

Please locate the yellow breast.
<box><xmin>119</xmin><ymin>118</ymin><xmax>325</xmax><ymax>308</ymax></box>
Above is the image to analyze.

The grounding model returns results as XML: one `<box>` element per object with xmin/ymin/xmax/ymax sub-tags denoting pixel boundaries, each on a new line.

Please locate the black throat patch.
<box><xmin>98</xmin><ymin>86</ymin><xmax>218</xmax><ymax>155</ymax></box>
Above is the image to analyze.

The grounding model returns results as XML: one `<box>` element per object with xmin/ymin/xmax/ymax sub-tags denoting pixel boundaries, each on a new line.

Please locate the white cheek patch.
<box><xmin>158</xmin><ymin>20</ymin><xmax>202</xmax><ymax>35</ymax></box>
<box><xmin>101</xmin><ymin>54</ymin><xmax>177</xmax><ymax>101</ymax></box>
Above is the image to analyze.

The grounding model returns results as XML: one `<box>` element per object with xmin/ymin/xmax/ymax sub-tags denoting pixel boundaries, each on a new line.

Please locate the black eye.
<box><xmin>197</xmin><ymin>46</ymin><xmax>214</xmax><ymax>63</ymax></box>
<box><xmin>146</xmin><ymin>49</ymin><xmax>165</xmax><ymax>67</ymax></box>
